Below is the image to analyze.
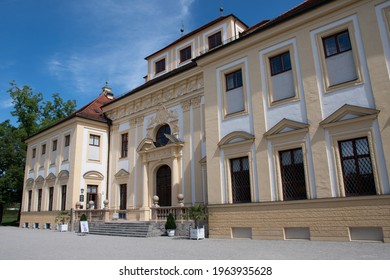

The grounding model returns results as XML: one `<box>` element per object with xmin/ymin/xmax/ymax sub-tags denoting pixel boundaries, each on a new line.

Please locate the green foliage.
<box><xmin>0</xmin><ymin>81</ymin><xmax>77</xmax><ymax>223</ymax></box>
<box><xmin>40</xmin><ymin>93</ymin><xmax>76</xmax><ymax>129</ymax></box>
<box><xmin>182</xmin><ymin>204</ymin><xmax>208</xmax><ymax>228</ymax></box>
<box><xmin>165</xmin><ymin>213</ymin><xmax>177</xmax><ymax>230</ymax></box>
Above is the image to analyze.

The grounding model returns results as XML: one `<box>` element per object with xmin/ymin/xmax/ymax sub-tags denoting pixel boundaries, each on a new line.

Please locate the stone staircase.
<box><xmin>84</xmin><ymin>222</ymin><xmax>163</xmax><ymax>238</ymax></box>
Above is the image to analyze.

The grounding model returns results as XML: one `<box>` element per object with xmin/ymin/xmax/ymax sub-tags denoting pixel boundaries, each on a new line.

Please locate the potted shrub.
<box><xmin>55</xmin><ymin>211</ymin><xmax>70</xmax><ymax>232</ymax></box>
<box><xmin>183</xmin><ymin>204</ymin><xmax>208</xmax><ymax>240</ymax></box>
<box><xmin>165</xmin><ymin>213</ymin><xmax>176</xmax><ymax>237</ymax></box>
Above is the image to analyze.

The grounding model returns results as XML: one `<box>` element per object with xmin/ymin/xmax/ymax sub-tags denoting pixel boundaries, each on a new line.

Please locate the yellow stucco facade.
<box><xmin>20</xmin><ymin>0</ymin><xmax>390</xmax><ymax>242</ymax></box>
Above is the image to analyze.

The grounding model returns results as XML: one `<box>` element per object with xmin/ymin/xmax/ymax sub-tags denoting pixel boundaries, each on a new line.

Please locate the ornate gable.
<box><xmin>146</xmin><ymin>104</ymin><xmax>179</xmax><ymax>138</ymax></box>
<box><xmin>264</xmin><ymin>119</ymin><xmax>309</xmax><ymax>139</ymax></box>
<box><xmin>320</xmin><ymin>104</ymin><xmax>379</xmax><ymax>128</ymax></box>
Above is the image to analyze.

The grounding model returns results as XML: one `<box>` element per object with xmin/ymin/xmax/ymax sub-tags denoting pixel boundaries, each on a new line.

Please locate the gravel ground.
<box><xmin>0</xmin><ymin>226</ymin><xmax>389</xmax><ymax>260</ymax></box>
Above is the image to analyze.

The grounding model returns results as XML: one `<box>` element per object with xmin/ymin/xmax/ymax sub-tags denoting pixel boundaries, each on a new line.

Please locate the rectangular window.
<box><xmin>121</xmin><ymin>133</ymin><xmax>128</xmax><ymax>158</ymax></box>
<box><xmin>208</xmin><ymin>31</ymin><xmax>222</xmax><ymax>50</ymax></box>
<box><xmin>28</xmin><ymin>190</ymin><xmax>32</xmax><ymax>212</ymax></box>
<box><xmin>155</xmin><ymin>58</ymin><xmax>166</xmax><ymax>74</ymax></box>
<box><xmin>269</xmin><ymin>51</ymin><xmax>295</xmax><ymax>102</ymax></box>
<box><xmin>61</xmin><ymin>185</ymin><xmax>67</xmax><ymax>211</ymax></box>
<box><xmin>37</xmin><ymin>189</ymin><xmax>42</xmax><ymax>212</ymax></box>
<box><xmin>88</xmin><ymin>134</ymin><xmax>100</xmax><ymax>161</ymax></box>
<box><xmin>225</xmin><ymin>70</ymin><xmax>245</xmax><ymax>115</ymax></box>
<box><xmin>270</xmin><ymin>52</ymin><xmax>292</xmax><ymax>76</ymax></box>
<box><xmin>64</xmin><ymin>135</ymin><xmax>70</xmax><ymax>161</ymax></box>
<box><xmin>65</xmin><ymin>135</ymin><xmax>70</xmax><ymax>147</ymax></box>
<box><xmin>89</xmin><ymin>135</ymin><xmax>100</xmax><ymax>147</ymax></box>
<box><xmin>180</xmin><ymin>46</ymin><xmax>192</xmax><ymax>63</ymax></box>
<box><xmin>41</xmin><ymin>144</ymin><xmax>46</xmax><ymax>166</ymax></box>
<box><xmin>322</xmin><ymin>30</ymin><xmax>357</xmax><ymax>86</ymax></box>
<box><xmin>226</xmin><ymin>70</ymin><xmax>243</xmax><ymax>91</ymax></box>
<box><xmin>51</xmin><ymin>140</ymin><xmax>57</xmax><ymax>164</ymax></box>
<box><xmin>48</xmin><ymin>187</ymin><xmax>54</xmax><ymax>211</ymax></box>
<box><xmin>338</xmin><ymin>137</ymin><xmax>376</xmax><ymax>196</ymax></box>
<box><xmin>31</xmin><ymin>148</ymin><xmax>36</xmax><ymax>169</ymax></box>
<box><xmin>230</xmin><ymin>157</ymin><xmax>251</xmax><ymax>203</ymax></box>
<box><xmin>279</xmin><ymin>148</ymin><xmax>307</xmax><ymax>201</ymax></box>
<box><xmin>323</xmin><ymin>31</ymin><xmax>352</xmax><ymax>57</ymax></box>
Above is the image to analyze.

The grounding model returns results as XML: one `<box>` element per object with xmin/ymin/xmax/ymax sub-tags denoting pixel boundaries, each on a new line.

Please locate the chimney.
<box><xmin>102</xmin><ymin>82</ymin><xmax>114</xmax><ymax>99</ymax></box>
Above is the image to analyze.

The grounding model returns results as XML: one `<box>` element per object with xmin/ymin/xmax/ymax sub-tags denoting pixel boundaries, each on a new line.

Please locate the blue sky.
<box><xmin>0</xmin><ymin>0</ymin><xmax>303</xmax><ymax>124</ymax></box>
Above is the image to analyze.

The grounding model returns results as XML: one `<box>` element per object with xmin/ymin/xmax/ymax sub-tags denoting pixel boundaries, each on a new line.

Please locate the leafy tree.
<box><xmin>40</xmin><ymin>93</ymin><xmax>76</xmax><ymax>129</ymax></box>
<box><xmin>0</xmin><ymin>82</ymin><xmax>76</xmax><ymax>224</ymax></box>
<box><xmin>0</xmin><ymin>121</ymin><xmax>25</xmax><ymax>224</ymax></box>
<box><xmin>8</xmin><ymin>82</ymin><xmax>43</xmax><ymax>138</ymax></box>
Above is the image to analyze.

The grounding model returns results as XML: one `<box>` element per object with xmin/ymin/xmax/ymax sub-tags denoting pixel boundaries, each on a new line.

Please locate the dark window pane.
<box><xmin>338</xmin><ymin>31</ymin><xmax>352</xmax><ymax>52</ymax></box>
<box><xmin>282</xmin><ymin>52</ymin><xmax>292</xmax><ymax>71</ymax></box>
<box><xmin>279</xmin><ymin>148</ymin><xmax>307</xmax><ymax>201</ymax></box>
<box><xmin>230</xmin><ymin>157</ymin><xmax>251</xmax><ymax>203</ymax></box>
<box><xmin>338</xmin><ymin>137</ymin><xmax>376</xmax><ymax>196</ymax></box>
<box><xmin>271</xmin><ymin>56</ymin><xmax>282</xmax><ymax>75</ymax></box>
<box><xmin>324</xmin><ymin>37</ymin><xmax>337</xmax><ymax>56</ymax></box>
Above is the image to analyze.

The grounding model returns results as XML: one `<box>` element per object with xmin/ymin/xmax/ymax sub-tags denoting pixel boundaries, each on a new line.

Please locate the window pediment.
<box><xmin>320</xmin><ymin>104</ymin><xmax>379</xmax><ymax>128</ymax></box>
<box><xmin>115</xmin><ymin>169</ymin><xmax>130</xmax><ymax>178</ymax></box>
<box><xmin>58</xmin><ymin>170</ymin><xmax>69</xmax><ymax>179</ymax></box>
<box><xmin>26</xmin><ymin>178</ymin><xmax>34</xmax><ymax>187</ymax></box>
<box><xmin>46</xmin><ymin>173</ymin><xmax>56</xmax><ymax>181</ymax></box>
<box><xmin>218</xmin><ymin>131</ymin><xmax>255</xmax><ymax>147</ymax></box>
<box><xmin>35</xmin><ymin>176</ymin><xmax>44</xmax><ymax>184</ymax></box>
<box><xmin>264</xmin><ymin>119</ymin><xmax>309</xmax><ymax>139</ymax></box>
<box><xmin>83</xmin><ymin>171</ymin><xmax>104</xmax><ymax>180</ymax></box>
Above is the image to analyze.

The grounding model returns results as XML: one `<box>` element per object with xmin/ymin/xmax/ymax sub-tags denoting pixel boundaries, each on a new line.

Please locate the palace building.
<box><xmin>20</xmin><ymin>0</ymin><xmax>390</xmax><ymax>242</ymax></box>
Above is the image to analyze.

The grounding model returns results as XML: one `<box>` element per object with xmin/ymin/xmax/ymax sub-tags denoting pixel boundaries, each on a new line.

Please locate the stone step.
<box><xmin>85</xmin><ymin>222</ymin><xmax>154</xmax><ymax>238</ymax></box>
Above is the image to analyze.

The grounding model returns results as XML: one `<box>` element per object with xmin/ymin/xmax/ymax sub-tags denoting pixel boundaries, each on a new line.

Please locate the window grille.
<box><xmin>338</xmin><ymin>137</ymin><xmax>376</xmax><ymax>196</ymax></box>
<box><xmin>230</xmin><ymin>157</ymin><xmax>251</xmax><ymax>203</ymax></box>
<box><xmin>279</xmin><ymin>148</ymin><xmax>307</xmax><ymax>200</ymax></box>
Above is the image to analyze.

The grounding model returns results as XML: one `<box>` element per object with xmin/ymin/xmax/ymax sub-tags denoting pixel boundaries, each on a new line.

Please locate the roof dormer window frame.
<box><xmin>203</xmin><ymin>23</ymin><xmax>227</xmax><ymax>53</ymax></box>
<box><xmin>151</xmin><ymin>52</ymin><xmax>169</xmax><ymax>78</ymax></box>
<box><xmin>176</xmin><ymin>39</ymin><xmax>195</xmax><ymax>67</ymax></box>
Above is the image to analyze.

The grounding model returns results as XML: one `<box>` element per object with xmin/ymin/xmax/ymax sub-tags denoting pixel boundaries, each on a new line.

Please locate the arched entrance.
<box><xmin>156</xmin><ymin>165</ymin><xmax>171</xmax><ymax>206</ymax></box>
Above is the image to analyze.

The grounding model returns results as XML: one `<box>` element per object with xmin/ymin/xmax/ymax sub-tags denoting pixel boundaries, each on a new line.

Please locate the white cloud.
<box><xmin>0</xmin><ymin>98</ymin><xmax>13</xmax><ymax>109</ymax></box>
<box><xmin>46</xmin><ymin>0</ymin><xmax>196</xmax><ymax>98</ymax></box>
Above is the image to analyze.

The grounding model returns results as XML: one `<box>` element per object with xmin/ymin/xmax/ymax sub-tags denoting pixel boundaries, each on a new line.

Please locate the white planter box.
<box><xmin>190</xmin><ymin>227</ymin><xmax>205</xmax><ymax>240</ymax></box>
<box><xmin>58</xmin><ymin>224</ymin><xmax>68</xmax><ymax>232</ymax></box>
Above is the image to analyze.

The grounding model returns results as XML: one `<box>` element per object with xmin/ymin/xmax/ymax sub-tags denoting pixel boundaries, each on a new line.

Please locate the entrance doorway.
<box><xmin>87</xmin><ymin>185</ymin><xmax>98</xmax><ymax>209</ymax></box>
<box><xmin>156</xmin><ymin>165</ymin><xmax>172</xmax><ymax>206</ymax></box>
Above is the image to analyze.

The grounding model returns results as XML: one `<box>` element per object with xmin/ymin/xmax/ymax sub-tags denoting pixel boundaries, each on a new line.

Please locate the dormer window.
<box><xmin>180</xmin><ymin>46</ymin><xmax>192</xmax><ymax>63</ymax></box>
<box><xmin>155</xmin><ymin>58</ymin><xmax>166</xmax><ymax>74</ymax></box>
<box><xmin>208</xmin><ymin>31</ymin><xmax>222</xmax><ymax>50</ymax></box>
<box><xmin>155</xmin><ymin>124</ymin><xmax>171</xmax><ymax>147</ymax></box>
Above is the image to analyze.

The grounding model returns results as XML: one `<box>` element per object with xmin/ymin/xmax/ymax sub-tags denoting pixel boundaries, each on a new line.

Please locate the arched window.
<box><xmin>155</xmin><ymin>124</ymin><xmax>171</xmax><ymax>147</ymax></box>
